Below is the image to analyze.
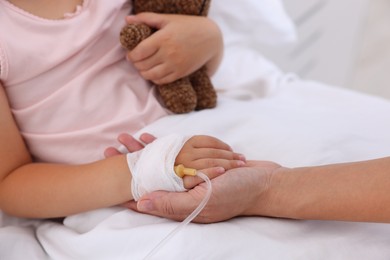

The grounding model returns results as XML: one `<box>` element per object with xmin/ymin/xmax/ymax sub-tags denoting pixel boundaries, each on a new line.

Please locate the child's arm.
<box><xmin>0</xmin><ymin>84</ymin><xmax>133</xmax><ymax>218</ymax></box>
<box><xmin>0</xmin><ymin>84</ymin><xmax>242</xmax><ymax>219</ymax></box>
<box><xmin>125</xmin><ymin>13</ymin><xmax>223</xmax><ymax>85</ymax></box>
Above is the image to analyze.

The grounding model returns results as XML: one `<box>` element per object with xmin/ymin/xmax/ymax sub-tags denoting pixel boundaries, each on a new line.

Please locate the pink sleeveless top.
<box><xmin>0</xmin><ymin>0</ymin><xmax>168</xmax><ymax>164</ymax></box>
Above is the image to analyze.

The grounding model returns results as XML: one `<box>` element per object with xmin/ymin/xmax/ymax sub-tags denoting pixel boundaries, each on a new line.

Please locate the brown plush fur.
<box><xmin>119</xmin><ymin>0</ymin><xmax>217</xmax><ymax>114</ymax></box>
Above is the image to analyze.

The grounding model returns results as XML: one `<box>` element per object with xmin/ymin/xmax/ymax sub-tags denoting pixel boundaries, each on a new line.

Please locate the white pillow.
<box><xmin>209</xmin><ymin>0</ymin><xmax>297</xmax><ymax>46</ymax></box>
<box><xmin>209</xmin><ymin>0</ymin><xmax>297</xmax><ymax>99</ymax></box>
<box><xmin>212</xmin><ymin>45</ymin><xmax>297</xmax><ymax>99</ymax></box>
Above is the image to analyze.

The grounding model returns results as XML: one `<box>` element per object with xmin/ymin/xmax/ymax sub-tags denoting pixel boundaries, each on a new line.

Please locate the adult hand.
<box><xmin>124</xmin><ymin>161</ymin><xmax>282</xmax><ymax>223</ymax></box>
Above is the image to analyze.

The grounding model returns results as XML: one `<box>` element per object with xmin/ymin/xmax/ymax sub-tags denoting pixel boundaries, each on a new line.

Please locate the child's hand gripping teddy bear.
<box><xmin>119</xmin><ymin>0</ymin><xmax>217</xmax><ymax>114</ymax></box>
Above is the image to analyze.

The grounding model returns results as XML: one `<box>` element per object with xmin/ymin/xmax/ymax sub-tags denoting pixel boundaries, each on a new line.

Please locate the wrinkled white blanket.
<box><xmin>1</xmin><ymin>78</ymin><xmax>390</xmax><ymax>260</ymax></box>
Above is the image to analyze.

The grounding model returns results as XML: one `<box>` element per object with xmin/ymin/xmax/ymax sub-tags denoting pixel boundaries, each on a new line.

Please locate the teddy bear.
<box><xmin>119</xmin><ymin>0</ymin><xmax>217</xmax><ymax>114</ymax></box>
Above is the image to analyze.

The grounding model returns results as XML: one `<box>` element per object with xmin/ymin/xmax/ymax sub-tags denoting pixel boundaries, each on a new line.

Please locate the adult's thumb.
<box><xmin>137</xmin><ymin>199</ymin><xmax>155</xmax><ymax>212</ymax></box>
<box><xmin>137</xmin><ymin>190</ymin><xmax>198</xmax><ymax>221</ymax></box>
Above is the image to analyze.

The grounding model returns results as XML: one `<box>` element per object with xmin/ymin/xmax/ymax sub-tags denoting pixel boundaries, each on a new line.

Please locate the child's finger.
<box><xmin>132</xmin><ymin>12</ymin><xmax>168</xmax><ymax>29</ymax></box>
<box><xmin>118</xmin><ymin>133</ymin><xmax>145</xmax><ymax>152</ymax></box>
<box><xmin>189</xmin><ymin>135</ymin><xmax>233</xmax><ymax>151</ymax></box>
<box><xmin>189</xmin><ymin>158</ymin><xmax>246</xmax><ymax>172</ymax></box>
<box><xmin>192</xmin><ymin>148</ymin><xmax>246</xmax><ymax>161</ymax></box>
<box><xmin>139</xmin><ymin>133</ymin><xmax>157</xmax><ymax>144</ymax></box>
<box><xmin>151</xmin><ymin>72</ymin><xmax>177</xmax><ymax>85</ymax></box>
<box><xmin>139</xmin><ymin>63</ymin><xmax>172</xmax><ymax>83</ymax></box>
<box><xmin>132</xmin><ymin>56</ymin><xmax>160</xmax><ymax>72</ymax></box>
<box><xmin>125</xmin><ymin>15</ymin><xmax>140</xmax><ymax>24</ymax></box>
<box><xmin>128</xmin><ymin>37</ymin><xmax>159</xmax><ymax>62</ymax></box>
<box><xmin>104</xmin><ymin>147</ymin><xmax>121</xmax><ymax>158</ymax></box>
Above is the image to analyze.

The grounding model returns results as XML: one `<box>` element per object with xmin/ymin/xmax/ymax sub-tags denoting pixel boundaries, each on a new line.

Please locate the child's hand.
<box><xmin>105</xmin><ymin>134</ymin><xmax>246</xmax><ymax>189</ymax></box>
<box><xmin>176</xmin><ymin>135</ymin><xmax>246</xmax><ymax>188</ymax></box>
<box><xmin>125</xmin><ymin>13</ymin><xmax>223</xmax><ymax>85</ymax></box>
<box><xmin>104</xmin><ymin>133</ymin><xmax>156</xmax><ymax>157</ymax></box>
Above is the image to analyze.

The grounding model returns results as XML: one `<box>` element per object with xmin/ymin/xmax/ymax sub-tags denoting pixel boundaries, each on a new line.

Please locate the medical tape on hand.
<box><xmin>126</xmin><ymin>134</ymin><xmax>191</xmax><ymax>201</ymax></box>
<box><xmin>125</xmin><ymin>133</ymin><xmax>213</xmax><ymax>259</ymax></box>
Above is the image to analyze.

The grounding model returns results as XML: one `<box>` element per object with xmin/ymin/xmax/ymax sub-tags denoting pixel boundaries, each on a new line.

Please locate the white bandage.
<box><xmin>127</xmin><ymin>134</ymin><xmax>191</xmax><ymax>201</ymax></box>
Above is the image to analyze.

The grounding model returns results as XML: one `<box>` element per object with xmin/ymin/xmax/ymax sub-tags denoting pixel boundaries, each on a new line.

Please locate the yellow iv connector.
<box><xmin>174</xmin><ymin>164</ymin><xmax>197</xmax><ymax>178</ymax></box>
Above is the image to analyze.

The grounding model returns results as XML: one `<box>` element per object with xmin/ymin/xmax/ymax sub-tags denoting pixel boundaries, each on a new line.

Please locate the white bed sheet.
<box><xmin>3</xmin><ymin>1</ymin><xmax>389</xmax><ymax>259</ymax></box>
<box><xmin>1</xmin><ymin>76</ymin><xmax>390</xmax><ymax>259</ymax></box>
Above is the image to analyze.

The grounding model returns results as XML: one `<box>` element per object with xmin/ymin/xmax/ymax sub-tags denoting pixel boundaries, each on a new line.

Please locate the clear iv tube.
<box><xmin>143</xmin><ymin>171</ymin><xmax>212</xmax><ymax>260</ymax></box>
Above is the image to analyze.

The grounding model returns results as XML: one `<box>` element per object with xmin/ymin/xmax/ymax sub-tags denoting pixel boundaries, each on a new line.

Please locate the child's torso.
<box><xmin>0</xmin><ymin>0</ymin><xmax>168</xmax><ymax>164</ymax></box>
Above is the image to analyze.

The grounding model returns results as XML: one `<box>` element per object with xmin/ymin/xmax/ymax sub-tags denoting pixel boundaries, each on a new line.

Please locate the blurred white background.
<box><xmin>351</xmin><ymin>0</ymin><xmax>390</xmax><ymax>100</ymax></box>
<box><xmin>264</xmin><ymin>0</ymin><xmax>390</xmax><ymax>100</ymax></box>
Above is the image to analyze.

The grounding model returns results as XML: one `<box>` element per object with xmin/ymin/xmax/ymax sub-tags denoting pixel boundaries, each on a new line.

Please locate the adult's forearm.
<box><xmin>0</xmin><ymin>155</ymin><xmax>132</xmax><ymax>219</ymax></box>
<box><xmin>264</xmin><ymin>157</ymin><xmax>390</xmax><ymax>222</ymax></box>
